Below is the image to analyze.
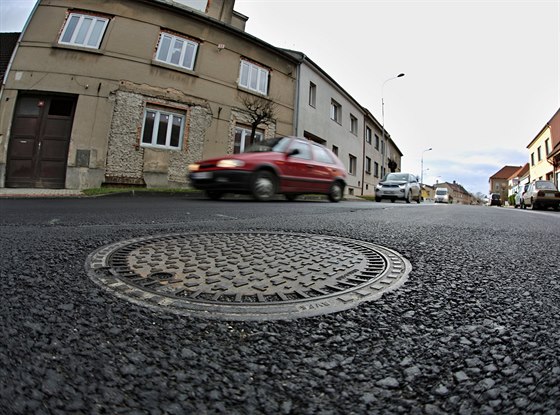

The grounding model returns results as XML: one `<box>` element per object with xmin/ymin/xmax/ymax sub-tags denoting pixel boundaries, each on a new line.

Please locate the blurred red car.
<box><xmin>188</xmin><ymin>136</ymin><xmax>347</xmax><ymax>202</ymax></box>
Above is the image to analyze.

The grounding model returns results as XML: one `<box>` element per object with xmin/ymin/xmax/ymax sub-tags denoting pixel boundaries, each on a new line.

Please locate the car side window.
<box><xmin>288</xmin><ymin>140</ymin><xmax>312</xmax><ymax>160</ymax></box>
<box><xmin>312</xmin><ymin>145</ymin><xmax>334</xmax><ymax>164</ymax></box>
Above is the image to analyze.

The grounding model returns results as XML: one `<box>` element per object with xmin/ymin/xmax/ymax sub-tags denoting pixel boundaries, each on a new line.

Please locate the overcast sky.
<box><xmin>2</xmin><ymin>0</ymin><xmax>559</xmax><ymax>195</ymax></box>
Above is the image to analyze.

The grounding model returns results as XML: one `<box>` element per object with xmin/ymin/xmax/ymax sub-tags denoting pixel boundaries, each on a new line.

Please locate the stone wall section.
<box><xmin>105</xmin><ymin>81</ymin><xmax>212</xmax><ymax>187</ymax></box>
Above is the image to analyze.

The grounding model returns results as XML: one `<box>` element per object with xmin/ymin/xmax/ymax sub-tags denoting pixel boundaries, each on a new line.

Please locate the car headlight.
<box><xmin>217</xmin><ymin>159</ymin><xmax>245</xmax><ymax>168</ymax></box>
<box><xmin>188</xmin><ymin>163</ymin><xmax>200</xmax><ymax>172</ymax></box>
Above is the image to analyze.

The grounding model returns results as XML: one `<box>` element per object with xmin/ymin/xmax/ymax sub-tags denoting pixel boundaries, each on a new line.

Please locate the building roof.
<box><xmin>0</xmin><ymin>32</ymin><xmax>20</xmax><ymax>82</ymax></box>
<box><xmin>489</xmin><ymin>165</ymin><xmax>522</xmax><ymax>181</ymax></box>
<box><xmin>508</xmin><ymin>163</ymin><xmax>529</xmax><ymax>180</ymax></box>
<box><xmin>527</xmin><ymin>107</ymin><xmax>560</xmax><ymax>148</ymax></box>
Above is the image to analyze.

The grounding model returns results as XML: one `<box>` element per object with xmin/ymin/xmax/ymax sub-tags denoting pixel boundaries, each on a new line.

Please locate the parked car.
<box><xmin>188</xmin><ymin>136</ymin><xmax>347</xmax><ymax>202</ymax></box>
<box><xmin>514</xmin><ymin>183</ymin><xmax>529</xmax><ymax>208</ymax></box>
<box><xmin>434</xmin><ymin>187</ymin><xmax>451</xmax><ymax>204</ymax></box>
<box><xmin>522</xmin><ymin>180</ymin><xmax>560</xmax><ymax>210</ymax></box>
<box><xmin>490</xmin><ymin>193</ymin><xmax>502</xmax><ymax>206</ymax></box>
<box><xmin>375</xmin><ymin>173</ymin><xmax>421</xmax><ymax>203</ymax></box>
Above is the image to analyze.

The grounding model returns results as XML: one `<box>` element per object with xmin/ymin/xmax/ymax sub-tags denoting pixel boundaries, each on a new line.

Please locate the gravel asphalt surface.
<box><xmin>1</xmin><ymin>195</ymin><xmax>559</xmax><ymax>414</ymax></box>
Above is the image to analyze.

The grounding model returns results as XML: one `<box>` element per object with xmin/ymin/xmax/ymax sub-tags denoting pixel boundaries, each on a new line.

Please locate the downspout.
<box><xmin>293</xmin><ymin>60</ymin><xmax>301</xmax><ymax>136</ymax></box>
<box><xmin>361</xmin><ymin>115</ymin><xmax>366</xmax><ymax>196</ymax></box>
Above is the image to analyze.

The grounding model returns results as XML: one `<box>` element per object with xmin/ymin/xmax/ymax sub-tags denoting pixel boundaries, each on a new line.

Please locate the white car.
<box><xmin>375</xmin><ymin>173</ymin><xmax>421</xmax><ymax>203</ymax></box>
<box><xmin>514</xmin><ymin>183</ymin><xmax>529</xmax><ymax>208</ymax></box>
<box><xmin>522</xmin><ymin>180</ymin><xmax>560</xmax><ymax>210</ymax></box>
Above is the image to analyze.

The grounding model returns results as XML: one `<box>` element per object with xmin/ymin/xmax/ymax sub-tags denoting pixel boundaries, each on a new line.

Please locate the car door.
<box><xmin>281</xmin><ymin>139</ymin><xmax>316</xmax><ymax>192</ymax></box>
<box><xmin>409</xmin><ymin>174</ymin><xmax>420</xmax><ymax>198</ymax></box>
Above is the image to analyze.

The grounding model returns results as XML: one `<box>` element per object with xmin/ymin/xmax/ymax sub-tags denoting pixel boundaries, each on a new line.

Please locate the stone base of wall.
<box><xmin>66</xmin><ymin>167</ymin><xmax>105</xmax><ymax>189</ymax></box>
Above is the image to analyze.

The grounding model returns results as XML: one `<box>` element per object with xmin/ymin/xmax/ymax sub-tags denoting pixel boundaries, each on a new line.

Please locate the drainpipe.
<box><xmin>361</xmin><ymin>114</ymin><xmax>366</xmax><ymax>196</ymax></box>
<box><xmin>293</xmin><ymin>59</ymin><xmax>302</xmax><ymax>136</ymax></box>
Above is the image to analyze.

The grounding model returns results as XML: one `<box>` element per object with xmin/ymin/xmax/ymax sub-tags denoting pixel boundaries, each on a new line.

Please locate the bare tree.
<box><xmin>239</xmin><ymin>94</ymin><xmax>277</xmax><ymax>142</ymax></box>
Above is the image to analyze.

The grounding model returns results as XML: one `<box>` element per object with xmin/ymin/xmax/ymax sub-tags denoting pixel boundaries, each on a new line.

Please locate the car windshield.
<box><xmin>383</xmin><ymin>173</ymin><xmax>408</xmax><ymax>181</ymax></box>
<box><xmin>244</xmin><ymin>137</ymin><xmax>291</xmax><ymax>153</ymax></box>
<box><xmin>436</xmin><ymin>189</ymin><xmax>447</xmax><ymax>195</ymax></box>
<box><xmin>535</xmin><ymin>181</ymin><xmax>557</xmax><ymax>190</ymax></box>
<box><xmin>492</xmin><ymin>194</ymin><xmax>500</xmax><ymax>199</ymax></box>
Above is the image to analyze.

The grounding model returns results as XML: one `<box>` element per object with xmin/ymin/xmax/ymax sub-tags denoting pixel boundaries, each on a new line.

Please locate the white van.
<box><xmin>434</xmin><ymin>188</ymin><xmax>451</xmax><ymax>203</ymax></box>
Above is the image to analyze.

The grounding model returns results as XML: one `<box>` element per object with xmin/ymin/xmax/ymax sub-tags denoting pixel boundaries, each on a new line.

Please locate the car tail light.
<box><xmin>537</xmin><ymin>191</ymin><xmax>545</xmax><ymax>196</ymax></box>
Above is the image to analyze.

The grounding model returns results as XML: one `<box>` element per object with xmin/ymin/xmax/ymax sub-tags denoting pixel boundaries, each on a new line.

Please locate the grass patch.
<box><xmin>358</xmin><ymin>195</ymin><xmax>376</xmax><ymax>201</ymax></box>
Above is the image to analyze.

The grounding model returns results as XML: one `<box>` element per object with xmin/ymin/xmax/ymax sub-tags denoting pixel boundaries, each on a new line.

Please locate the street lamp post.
<box><xmin>420</xmin><ymin>147</ymin><xmax>432</xmax><ymax>185</ymax></box>
<box><xmin>381</xmin><ymin>73</ymin><xmax>404</xmax><ymax>175</ymax></box>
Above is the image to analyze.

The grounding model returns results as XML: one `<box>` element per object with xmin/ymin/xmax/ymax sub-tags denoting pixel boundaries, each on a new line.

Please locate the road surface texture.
<box><xmin>1</xmin><ymin>195</ymin><xmax>559</xmax><ymax>414</ymax></box>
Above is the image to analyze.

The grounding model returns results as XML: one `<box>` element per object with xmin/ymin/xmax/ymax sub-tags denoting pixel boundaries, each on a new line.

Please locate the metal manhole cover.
<box><xmin>85</xmin><ymin>232</ymin><xmax>411</xmax><ymax>320</ymax></box>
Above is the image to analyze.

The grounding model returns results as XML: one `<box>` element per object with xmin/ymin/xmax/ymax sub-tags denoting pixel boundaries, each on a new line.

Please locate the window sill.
<box><xmin>52</xmin><ymin>43</ymin><xmax>104</xmax><ymax>55</ymax></box>
<box><xmin>151</xmin><ymin>60</ymin><xmax>199</xmax><ymax>77</ymax></box>
<box><xmin>141</xmin><ymin>143</ymin><xmax>182</xmax><ymax>152</ymax></box>
<box><xmin>237</xmin><ymin>85</ymin><xmax>268</xmax><ymax>97</ymax></box>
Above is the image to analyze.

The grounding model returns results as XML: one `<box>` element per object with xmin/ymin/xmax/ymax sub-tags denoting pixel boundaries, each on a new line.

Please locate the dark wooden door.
<box><xmin>6</xmin><ymin>94</ymin><xmax>76</xmax><ymax>188</ymax></box>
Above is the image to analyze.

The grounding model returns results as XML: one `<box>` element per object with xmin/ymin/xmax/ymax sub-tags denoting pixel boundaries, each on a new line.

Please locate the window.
<box><xmin>374</xmin><ymin>162</ymin><xmax>379</xmax><ymax>178</ymax></box>
<box><xmin>156</xmin><ymin>32</ymin><xmax>198</xmax><ymax>70</ymax></box>
<box><xmin>288</xmin><ymin>140</ymin><xmax>312</xmax><ymax>160</ymax></box>
<box><xmin>309</xmin><ymin>82</ymin><xmax>316</xmax><ymax>107</ymax></box>
<box><xmin>349</xmin><ymin>154</ymin><xmax>357</xmax><ymax>175</ymax></box>
<box><xmin>234</xmin><ymin>126</ymin><xmax>264</xmax><ymax>153</ymax></box>
<box><xmin>366</xmin><ymin>127</ymin><xmax>372</xmax><ymax>144</ymax></box>
<box><xmin>350</xmin><ymin>114</ymin><xmax>358</xmax><ymax>135</ymax></box>
<box><xmin>313</xmin><ymin>145</ymin><xmax>335</xmax><ymax>164</ymax></box>
<box><xmin>375</xmin><ymin>134</ymin><xmax>380</xmax><ymax>150</ymax></box>
<box><xmin>531</xmin><ymin>153</ymin><xmax>535</xmax><ymax>166</ymax></box>
<box><xmin>537</xmin><ymin>146</ymin><xmax>542</xmax><ymax>161</ymax></box>
<box><xmin>239</xmin><ymin>60</ymin><xmax>269</xmax><ymax>95</ymax></box>
<box><xmin>365</xmin><ymin>157</ymin><xmax>371</xmax><ymax>174</ymax></box>
<box><xmin>545</xmin><ymin>139</ymin><xmax>550</xmax><ymax>155</ymax></box>
<box><xmin>330</xmin><ymin>100</ymin><xmax>341</xmax><ymax>123</ymax></box>
<box><xmin>332</xmin><ymin>145</ymin><xmax>338</xmax><ymax>156</ymax></box>
<box><xmin>381</xmin><ymin>141</ymin><xmax>385</xmax><ymax>155</ymax></box>
<box><xmin>141</xmin><ymin>108</ymin><xmax>184</xmax><ymax>150</ymax></box>
<box><xmin>59</xmin><ymin>13</ymin><xmax>109</xmax><ymax>49</ymax></box>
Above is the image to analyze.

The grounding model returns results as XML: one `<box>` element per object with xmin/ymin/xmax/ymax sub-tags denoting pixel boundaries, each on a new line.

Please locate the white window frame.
<box><xmin>141</xmin><ymin>108</ymin><xmax>185</xmax><ymax>150</ymax></box>
<box><xmin>234</xmin><ymin>126</ymin><xmax>264</xmax><ymax>153</ymax></box>
<box><xmin>59</xmin><ymin>13</ymin><xmax>109</xmax><ymax>49</ymax></box>
<box><xmin>309</xmin><ymin>82</ymin><xmax>316</xmax><ymax>107</ymax></box>
<box><xmin>239</xmin><ymin>60</ymin><xmax>269</xmax><ymax>95</ymax></box>
<box><xmin>330</xmin><ymin>100</ymin><xmax>341</xmax><ymax>123</ymax></box>
<box><xmin>350</xmin><ymin>114</ymin><xmax>358</xmax><ymax>135</ymax></box>
<box><xmin>365</xmin><ymin>156</ymin><xmax>371</xmax><ymax>174</ymax></box>
<box><xmin>349</xmin><ymin>154</ymin><xmax>357</xmax><ymax>175</ymax></box>
<box><xmin>155</xmin><ymin>32</ymin><xmax>199</xmax><ymax>71</ymax></box>
<box><xmin>366</xmin><ymin>127</ymin><xmax>372</xmax><ymax>144</ymax></box>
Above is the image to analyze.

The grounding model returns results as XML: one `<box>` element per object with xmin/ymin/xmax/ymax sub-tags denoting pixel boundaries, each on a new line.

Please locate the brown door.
<box><xmin>6</xmin><ymin>94</ymin><xmax>77</xmax><ymax>188</ymax></box>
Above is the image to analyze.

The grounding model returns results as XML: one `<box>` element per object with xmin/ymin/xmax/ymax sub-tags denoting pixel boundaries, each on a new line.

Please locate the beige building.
<box><xmin>0</xmin><ymin>0</ymin><xmax>298</xmax><ymax>189</ymax></box>
<box><xmin>527</xmin><ymin>108</ymin><xmax>560</xmax><ymax>186</ymax></box>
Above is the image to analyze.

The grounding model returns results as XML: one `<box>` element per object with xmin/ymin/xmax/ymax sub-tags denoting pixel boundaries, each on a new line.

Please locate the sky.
<box><xmin>1</xmin><ymin>0</ymin><xmax>559</xmax><ymax>195</ymax></box>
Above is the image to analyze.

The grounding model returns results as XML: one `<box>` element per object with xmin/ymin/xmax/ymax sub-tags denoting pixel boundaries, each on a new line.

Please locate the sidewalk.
<box><xmin>0</xmin><ymin>188</ymin><xmax>84</xmax><ymax>198</ymax></box>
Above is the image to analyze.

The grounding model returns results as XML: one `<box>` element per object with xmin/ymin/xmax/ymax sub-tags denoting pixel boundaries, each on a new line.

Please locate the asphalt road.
<box><xmin>1</xmin><ymin>195</ymin><xmax>559</xmax><ymax>414</ymax></box>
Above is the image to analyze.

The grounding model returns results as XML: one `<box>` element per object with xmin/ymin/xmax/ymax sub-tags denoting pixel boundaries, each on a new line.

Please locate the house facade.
<box><xmin>285</xmin><ymin>51</ymin><xmax>402</xmax><ymax>196</ymax></box>
<box><xmin>527</xmin><ymin>108</ymin><xmax>560</xmax><ymax>186</ymax></box>
<box><xmin>0</xmin><ymin>0</ymin><xmax>298</xmax><ymax>189</ymax></box>
<box><xmin>489</xmin><ymin>165</ymin><xmax>521</xmax><ymax>203</ymax></box>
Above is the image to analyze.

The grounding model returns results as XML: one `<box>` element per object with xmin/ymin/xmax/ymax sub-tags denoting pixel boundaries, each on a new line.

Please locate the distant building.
<box><xmin>489</xmin><ymin>166</ymin><xmax>521</xmax><ymax>203</ymax></box>
<box><xmin>434</xmin><ymin>180</ymin><xmax>475</xmax><ymax>204</ymax></box>
<box><xmin>508</xmin><ymin>163</ymin><xmax>530</xmax><ymax>200</ymax></box>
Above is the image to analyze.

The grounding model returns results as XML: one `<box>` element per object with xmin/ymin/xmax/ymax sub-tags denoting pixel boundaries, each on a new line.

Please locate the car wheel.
<box><xmin>531</xmin><ymin>198</ymin><xmax>538</xmax><ymax>210</ymax></box>
<box><xmin>251</xmin><ymin>170</ymin><xmax>276</xmax><ymax>201</ymax></box>
<box><xmin>205</xmin><ymin>190</ymin><xmax>223</xmax><ymax>200</ymax></box>
<box><xmin>328</xmin><ymin>182</ymin><xmax>344</xmax><ymax>203</ymax></box>
<box><xmin>375</xmin><ymin>197</ymin><xmax>381</xmax><ymax>203</ymax></box>
<box><xmin>406</xmin><ymin>192</ymin><xmax>412</xmax><ymax>204</ymax></box>
<box><xmin>285</xmin><ymin>193</ymin><xmax>298</xmax><ymax>202</ymax></box>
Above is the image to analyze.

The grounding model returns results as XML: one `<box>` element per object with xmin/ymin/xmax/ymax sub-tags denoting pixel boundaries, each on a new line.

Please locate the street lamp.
<box><xmin>420</xmin><ymin>147</ymin><xmax>432</xmax><ymax>185</ymax></box>
<box><xmin>381</xmin><ymin>73</ymin><xmax>404</xmax><ymax>175</ymax></box>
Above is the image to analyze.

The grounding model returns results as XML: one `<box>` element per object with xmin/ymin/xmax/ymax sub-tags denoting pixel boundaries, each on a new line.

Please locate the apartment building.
<box><xmin>284</xmin><ymin>51</ymin><xmax>402</xmax><ymax>196</ymax></box>
<box><xmin>0</xmin><ymin>0</ymin><xmax>298</xmax><ymax>189</ymax></box>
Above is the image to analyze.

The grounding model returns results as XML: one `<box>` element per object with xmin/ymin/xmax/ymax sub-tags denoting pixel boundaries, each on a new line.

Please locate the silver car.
<box><xmin>522</xmin><ymin>180</ymin><xmax>560</xmax><ymax>210</ymax></box>
<box><xmin>375</xmin><ymin>173</ymin><xmax>421</xmax><ymax>203</ymax></box>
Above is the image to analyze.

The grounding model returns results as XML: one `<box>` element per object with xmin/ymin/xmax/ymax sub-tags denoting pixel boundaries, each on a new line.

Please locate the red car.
<box><xmin>188</xmin><ymin>136</ymin><xmax>347</xmax><ymax>202</ymax></box>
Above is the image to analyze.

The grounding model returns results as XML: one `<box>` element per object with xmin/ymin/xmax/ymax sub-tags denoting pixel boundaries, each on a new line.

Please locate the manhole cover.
<box><xmin>85</xmin><ymin>232</ymin><xmax>411</xmax><ymax>320</ymax></box>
